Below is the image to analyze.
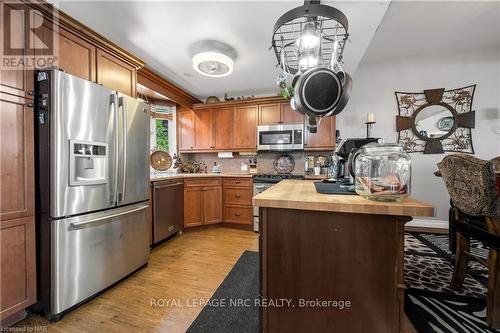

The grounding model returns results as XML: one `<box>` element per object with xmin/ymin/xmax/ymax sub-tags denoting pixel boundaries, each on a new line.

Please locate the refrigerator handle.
<box><xmin>118</xmin><ymin>97</ymin><xmax>127</xmax><ymax>202</ymax></box>
<box><xmin>112</xmin><ymin>94</ymin><xmax>119</xmax><ymax>205</ymax></box>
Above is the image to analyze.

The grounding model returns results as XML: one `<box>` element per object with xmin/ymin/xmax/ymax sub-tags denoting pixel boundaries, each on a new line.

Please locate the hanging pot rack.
<box><xmin>271</xmin><ymin>0</ymin><xmax>349</xmax><ymax>75</ymax></box>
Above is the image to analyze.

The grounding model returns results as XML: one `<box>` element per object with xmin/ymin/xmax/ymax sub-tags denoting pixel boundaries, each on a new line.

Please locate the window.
<box><xmin>150</xmin><ymin>105</ymin><xmax>177</xmax><ymax>166</ymax></box>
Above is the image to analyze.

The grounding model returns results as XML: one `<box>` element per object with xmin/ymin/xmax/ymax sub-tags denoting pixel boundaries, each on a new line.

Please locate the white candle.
<box><xmin>366</xmin><ymin>113</ymin><xmax>375</xmax><ymax>123</ymax></box>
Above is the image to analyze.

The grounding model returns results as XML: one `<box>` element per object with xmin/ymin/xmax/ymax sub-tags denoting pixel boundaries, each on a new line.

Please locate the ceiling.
<box><xmin>362</xmin><ymin>0</ymin><xmax>500</xmax><ymax>62</ymax></box>
<box><xmin>55</xmin><ymin>1</ymin><xmax>389</xmax><ymax>100</ymax></box>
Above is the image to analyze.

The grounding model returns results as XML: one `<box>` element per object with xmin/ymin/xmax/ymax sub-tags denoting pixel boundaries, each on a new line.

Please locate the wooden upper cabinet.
<box><xmin>258</xmin><ymin>103</ymin><xmax>281</xmax><ymax>125</ymax></box>
<box><xmin>213</xmin><ymin>107</ymin><xmax>234</xmax><ymax>150</ymax></box>
<box><xmin>58</xmin><ymin>28</ymin><xmax>96</xmax><ymax>82</ymax></box>
<box><xmin>258</xmin><ymin>102</ymin><xmax>303</xmax><ymax>125</ymax></box>
<box><xmin>194</xmin><ymin>109</ymin><xmax>214</xmax><ymax>150</ymax></box>
<box><xmin>0</xmin><ymin>93</ymin><xmax>34</xmax><ymax>221</ymax></box>
<box><xmin>281</xmin><ymin>103</ymin><xmax>304</xmax><ymax>124</ymax></box>
<box><xmin>0</xmin><ymin>3</ymin><xmax>34</xmax><ymax>99</ymax></box>
<box><xmin>234</xmin><ymin>105</ymin><xmax>258</xmax><ymax>150</ymax></box>
<box><xmin>96</xmin><ymin>49</ymin><xmax>136</xmax><ymax>97</ymax></box>
<box><xmin>305</xmin><ymin>116</ymin><xmax>336</xmax><ymax>150</ymax></box>
<box><xmin>178</xmin><ymin>109</ymin><xmax>195</xmax><ymax>151</ymax></box>
<box><xmin>203</xmin><ymin>187</ymin><xmax>222</xmax><ymax>224</ymax></box>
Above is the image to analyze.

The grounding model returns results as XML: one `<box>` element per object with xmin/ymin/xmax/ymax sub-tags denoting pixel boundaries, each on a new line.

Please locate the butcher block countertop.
<box><xmin>150</xmin><ymin>173</ymin><xmax>253</xmax><ymax>182</ymax></box>
<box><xmin>252</xmin><ymin>179</ymin><xmax>435</xmax><ymax>217</ymax></box>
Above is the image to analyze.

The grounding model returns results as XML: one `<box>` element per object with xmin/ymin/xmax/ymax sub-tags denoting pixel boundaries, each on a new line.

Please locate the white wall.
<box><xmin>337</xmin><ymin>45</ymin><xmax>500</xmax><ymax>227</ymax></box>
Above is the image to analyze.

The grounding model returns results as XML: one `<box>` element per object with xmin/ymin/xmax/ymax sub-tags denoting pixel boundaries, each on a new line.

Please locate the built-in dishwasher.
<box><xmin>152</xmin><ymin>179</ymin><xmax>184</xmax><ymax>244</ymax></box>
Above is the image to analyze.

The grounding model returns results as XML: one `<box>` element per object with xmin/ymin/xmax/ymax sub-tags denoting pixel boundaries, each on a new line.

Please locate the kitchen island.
<box><xmin>253</xmin><ymin>180</ymin><xmax>435</xmax><ymax>333</ymax></box>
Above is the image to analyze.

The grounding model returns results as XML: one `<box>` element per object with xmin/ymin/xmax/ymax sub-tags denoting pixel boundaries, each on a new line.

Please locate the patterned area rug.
<box><xmin>405</xmin><ymin>233</ymin><xmax>498</xmax><ymax>333</ymax></box>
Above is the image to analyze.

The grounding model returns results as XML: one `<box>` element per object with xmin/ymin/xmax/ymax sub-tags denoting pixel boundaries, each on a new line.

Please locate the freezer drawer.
<box><xmin>50</xmin><ymin>202</ymin><xmax>149</xmax><ymax>315</ymax></box>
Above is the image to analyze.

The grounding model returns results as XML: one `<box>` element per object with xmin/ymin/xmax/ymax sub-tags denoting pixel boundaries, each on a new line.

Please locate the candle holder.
<box><xmin>365</xmin><ymin>121</ymin><xmax>376</xmax><ymax>138</ymax></box>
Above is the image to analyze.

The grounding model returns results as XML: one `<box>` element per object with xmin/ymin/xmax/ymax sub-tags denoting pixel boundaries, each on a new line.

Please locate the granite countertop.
<box><xmin>150</xmin><ymin>173</ymin><xmax>254</xmax><ymax>182</ymax></box>
<box><xmin>252</xmin><ymin>179</ymin><xmax>435</xmax><ymax>217</ymax></box>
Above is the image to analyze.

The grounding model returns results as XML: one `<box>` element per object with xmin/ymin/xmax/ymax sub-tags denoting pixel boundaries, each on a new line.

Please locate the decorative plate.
<box><xmin>437</xmin><ymin>116</ymin><xmax>455</xmax><ymax>132</ymax></box>
<box><xmin>150</xmin><ymin>150</ymin><xmax>172</xmax><ymax>171</ymax></box>
<box><xmin>273</xmin><ymin>154</ymin><xmax>295</xmax><ymax>174</ymax></box>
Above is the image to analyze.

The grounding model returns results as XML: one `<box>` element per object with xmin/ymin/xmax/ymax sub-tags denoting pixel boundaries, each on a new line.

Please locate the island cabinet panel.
<box><xmin>281</xmin><ymin>103</ymin><xmax>304</xmax><ymax>124</ymax></box>
<box><xmin>304</xmin><ymin>115</ymin><xmax>336</xmax><ymax>150</ymax></box>
<box><xmin>258</xmin><ymin>103</ymin><xmax>281</xmax><ymax>125</ymax></box>
<box><xmin>0</xmin><ymin>216</ymin><xmax>36</xmax><ymax>322</ymax></box>
<box><xmin>213</xmin><ymin>107</ymin><xmax>234</xmax><ymax>150</ymax></box>
<box><xmin>178</xmin><ymin>108</ymin><xmax>195</xmax><ymax>151</ymax></box>
<box><xmin>0</xmin><ymin>3</ymin><xmax>34</xmax><ymax>99</ymax></box>
<box><xmin>260</xmin><ymin>208</ymin><xmax>406</xmax><ymax>333</ymax></box>
<box><xmin>96</xmin><ymin>49</ymin><xmax>137</xmax><ymax>97</ymax></box>
<box><xmin>234</xmin><ymin>105</ymin><xmax>258</xmax><ymax>150</ymax></box>
<box><xmin>194</xmin><ymin>109</ymin><xmax>214</xmax><ymax>150</ymax></box>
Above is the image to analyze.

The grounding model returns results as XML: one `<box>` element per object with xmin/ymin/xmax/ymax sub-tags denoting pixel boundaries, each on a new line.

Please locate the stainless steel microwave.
<box><xmin>257</xmin><ymin>124</ymin><xmax>304</xmax><ymax>151</ymax></box>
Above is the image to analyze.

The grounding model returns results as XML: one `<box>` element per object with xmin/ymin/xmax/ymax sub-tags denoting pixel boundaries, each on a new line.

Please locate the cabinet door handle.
<box><xmin>27</xmin><ymin>90</ymin><xmax>34</xmax><ymax>96</ymax></box>
<box><xmin>235</xmin><ymin>194</ymin><xmax>241</xmax><ymax>198</ymax></box>
<box><xmin>26</xmin><ymin>102</ymin><xmax>33</xmax><ymax>108</ymax></box>
<box><xmin>235</xmin><ymin>212</ymin><xmax>241</xmax><ymax>216</ymax></box>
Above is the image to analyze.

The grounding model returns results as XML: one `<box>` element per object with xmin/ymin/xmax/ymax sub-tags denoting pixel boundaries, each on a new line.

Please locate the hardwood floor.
<box><xmin>15</xmin><ymin>226</ymin><xmax>416</xmax><ymax>332</ymax></box>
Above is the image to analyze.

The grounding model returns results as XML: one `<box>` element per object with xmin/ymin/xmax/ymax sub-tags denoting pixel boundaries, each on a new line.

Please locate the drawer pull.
<box><xmin>235</xmin><ymin>194</ymin><xmax>241</xmax><ymax>198</ymax></box>
<box><xmin>235</xmin><ymin>212</ymin><xmax>241</xmax><ymax>216</ymax></box>
<box><xmin>235</xmin><ymin>180</ymin><xmax>240</xmax><ymax>184</ymax></box>
<box><xmin>27</xmin><ymin>102</ymin><xmax>33</xmax><ymax>107</ymax></box>
<box><xmin>27</xmin><ymin>90</ymin><xmax>34</xmax><ymax>96</ymax></box>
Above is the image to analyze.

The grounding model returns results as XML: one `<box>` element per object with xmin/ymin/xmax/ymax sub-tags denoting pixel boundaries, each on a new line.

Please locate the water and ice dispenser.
<box><xmin>69</xmin><ymin>140</ymin><xmax>108</xmax><ymax>186</ymax></box>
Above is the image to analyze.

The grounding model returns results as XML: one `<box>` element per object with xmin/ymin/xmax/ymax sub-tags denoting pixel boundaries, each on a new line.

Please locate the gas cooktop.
<box><xmin>253</xmin><ymin>174</ymin><xmax>305</xmax><ymax>184</ymax></box>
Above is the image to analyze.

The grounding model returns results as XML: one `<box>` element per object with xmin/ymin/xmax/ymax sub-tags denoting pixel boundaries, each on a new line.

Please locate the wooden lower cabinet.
<box><xmin>183</xmin><ymin>177</ymin><xmax>253</xmax><ymax>227</ymax></box>
<box><xmin>0</xmin><ymin>216</ymin><xmax>36</xmax><ymax>323</ymax></box>
<box><xmin>203</xmin><ymin>187</ymin><xmax>223</xmax><ymax>224</ymax></box>
<box><xmin>183</xmin><ymin>178</ymin><xmax>222</xmax><ymax>227</ymax></box>
<box><xmin>223</xmin><ymin>206</ymin><xmax>253</xmax><ymax>224</ymax></box>
<box><xmin>222</xmin><ymin>177</ymin><xmax>253</xmax><ymax>225</ymax></box>
<box><xmin>184</xmin><ymin>187</ymin><xmax>204</xmax><ymax>227</ymax></box>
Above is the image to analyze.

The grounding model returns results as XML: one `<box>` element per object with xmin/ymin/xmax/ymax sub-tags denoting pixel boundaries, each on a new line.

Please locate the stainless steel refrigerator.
<box><xmin>34</xmin><ymin>69</ymin><xmax>150</xmax><ymax>321</ymax></box>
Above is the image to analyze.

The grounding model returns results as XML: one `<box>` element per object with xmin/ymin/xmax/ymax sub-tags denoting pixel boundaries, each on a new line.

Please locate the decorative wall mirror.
<box><xmin>395</xmin><ymin>85</ymin><xmax>476</xmax><ymax>154</ymax></box>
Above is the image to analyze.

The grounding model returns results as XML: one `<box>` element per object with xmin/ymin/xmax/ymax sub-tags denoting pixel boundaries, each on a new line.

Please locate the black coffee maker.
<box><xmin>333</xmin><ymin>138</ymin><xmax>380</xmax><ymax>184</ymax></box>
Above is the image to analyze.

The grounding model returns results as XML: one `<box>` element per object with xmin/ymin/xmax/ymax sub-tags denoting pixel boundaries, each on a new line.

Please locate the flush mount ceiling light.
<box><xmin>192</xmin><ymin>52</ymin><xmax>233</xmax><ymax>77</ymax></box>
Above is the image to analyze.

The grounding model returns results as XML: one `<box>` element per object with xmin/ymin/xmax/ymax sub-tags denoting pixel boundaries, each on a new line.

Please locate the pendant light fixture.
<box><xmin>271</xmin><ymin>0</ymin><xmax>352</xmax><ymax>133</ymax></box>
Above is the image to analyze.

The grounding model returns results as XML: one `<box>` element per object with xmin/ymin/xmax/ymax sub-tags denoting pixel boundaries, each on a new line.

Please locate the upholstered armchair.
<box><xmin>438</xmin><ymin>154</ymin><xmax>500</xmax><ymax>328</ymax></box>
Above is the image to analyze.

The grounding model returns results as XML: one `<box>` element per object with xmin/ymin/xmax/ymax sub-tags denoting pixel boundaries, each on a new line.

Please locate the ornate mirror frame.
<box><xmin>395</xmin><ymin>85</ymin><xmax>476</xmax><ymax>154</ymax></box>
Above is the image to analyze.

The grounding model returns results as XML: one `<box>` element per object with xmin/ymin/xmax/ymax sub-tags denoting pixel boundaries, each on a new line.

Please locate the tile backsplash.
<box><xmin>180</xmin><ymin>150</ymin><xmax>334</xmax><ymax>175</ymax></box>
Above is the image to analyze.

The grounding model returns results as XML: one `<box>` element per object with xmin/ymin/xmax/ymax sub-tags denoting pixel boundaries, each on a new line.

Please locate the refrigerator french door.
<box><xmin>35</xmin><ymin>69</ymin><xmax>150</xmax><ymax>321</ymax></box>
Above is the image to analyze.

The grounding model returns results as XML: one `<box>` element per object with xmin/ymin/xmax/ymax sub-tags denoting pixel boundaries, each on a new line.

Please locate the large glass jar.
<box><xmin>353</xmin><ymin>143</ymin><xmax>411</xmax><ymax>202</ymax></box>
